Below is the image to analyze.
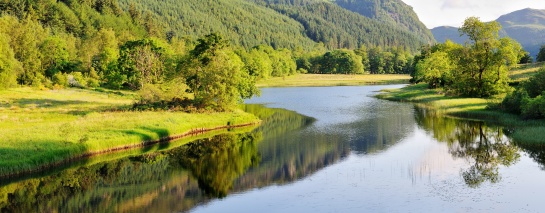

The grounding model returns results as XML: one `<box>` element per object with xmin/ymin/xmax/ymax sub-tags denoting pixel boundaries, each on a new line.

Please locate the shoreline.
<box><xmin>0</xmin><ymin>121</ymin><xmax>260</xmax><ymax>180</ymax></box>
<box><xmin>376</xmin><ymin>84</ymin><xmax>545</xmax><ymax>145</ymax></box>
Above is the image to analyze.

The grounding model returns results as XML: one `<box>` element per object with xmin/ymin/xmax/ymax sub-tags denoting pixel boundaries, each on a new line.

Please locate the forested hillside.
<box><xmin>119</xmin><ymin>0</ymin><xmax>432</xmax><ymax>51</ymax></box>
<box><xmin>334</xmin><ymin>0</ymin><xmax>435</xmax><ymax>44</ymax></box>
<box><xmin>116</xmin><ymin>0</ymin><xmax>317</xmax><ymax>50</ymax></box>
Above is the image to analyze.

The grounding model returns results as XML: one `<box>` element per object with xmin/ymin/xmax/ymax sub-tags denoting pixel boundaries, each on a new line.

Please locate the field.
<box><xmin>0</xmin><ymin>88</ymin><xmax>259</xmax><ymax>177</ymax></box>
<box><xmin>257</xmin><ymin>74</ymin><xmax>411</xmax><ymax>87</ymax></box>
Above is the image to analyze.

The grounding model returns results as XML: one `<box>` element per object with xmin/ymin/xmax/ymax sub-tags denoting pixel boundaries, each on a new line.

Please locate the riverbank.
<box><xmin>376</xmin><ymin>84</ymin><xmax>545</xmax><ymax>145</ymax></box>
<box><xmin>256</xmin><ymin>74</ymin><xmax>410</xmax><ymax>87</ymax></box>
<box><xmin>0</xmin><ymin>87</ymin><xmax>260</xmax><ymax>178</ymax></box>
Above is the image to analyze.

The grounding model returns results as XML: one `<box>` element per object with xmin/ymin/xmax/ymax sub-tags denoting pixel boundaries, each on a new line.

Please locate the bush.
<box><xmin>524</xmin><ymin>66</ymin><xmax>545</xmax><ymax>98</ymax></box>
<box><xmin>520</xmin><ymin>93</ymin><xmax>545</xmax><ymax>119</ymax></box>
<box><xmin>68</xmin><ymin>72</ymin><xmax>87</xmax><ymax>88</ymax></box>
<box><xmin>501</xmin><ymin>88</ymin><xmax>529</xmax><ymax>114</ymax></box>
<box><xmin>52</xmin><ymin>72</ymin><xmax>68</xmax><ymax>88</ymax></box>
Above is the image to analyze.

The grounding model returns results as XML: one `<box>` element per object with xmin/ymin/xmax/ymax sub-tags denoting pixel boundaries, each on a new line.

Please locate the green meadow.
<box><xmin>256</xmin><ymin>74</ymin><xmax>411</xmax><ymax>87</ymax></box>
<box><xmin>0</xmin><ymin>88</ymin><xmax>259</xmax><ymax>177</ymax></box>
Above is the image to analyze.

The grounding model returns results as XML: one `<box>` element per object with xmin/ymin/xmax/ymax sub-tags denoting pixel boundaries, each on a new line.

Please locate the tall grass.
<box><xmin>0</xmin><ymin>87</ymin><xmax>260</xmax><ymax>177</ymax></box>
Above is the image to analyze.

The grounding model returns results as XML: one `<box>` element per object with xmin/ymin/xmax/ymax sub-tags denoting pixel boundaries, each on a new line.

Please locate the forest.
<box><xmin>0</xmin><ymin>0</ymin><xmax>420</xmax><ymax>110</ymax></box>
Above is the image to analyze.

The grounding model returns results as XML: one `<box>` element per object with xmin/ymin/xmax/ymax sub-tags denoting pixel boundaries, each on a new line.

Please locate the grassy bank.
<box><xmin>376</xmin><ymin>84</ymin><xmax>545</xmax><ymax>145</ymax></box>
<box><xmin>257</xmin><ymin>74</ymin><xmax>410</xmax><ymax>87</ymax></box>
<box><xmin>0</xmin><ymin>87</ymin><xmax>260</xmax><ymax>178</ymax></box>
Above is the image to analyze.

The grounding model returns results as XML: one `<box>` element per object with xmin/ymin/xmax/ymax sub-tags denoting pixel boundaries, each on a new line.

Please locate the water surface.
<box><xmin>2</xmin><ymin>85</ymin><xmax>545</xmax><ymax>212</ymax></box>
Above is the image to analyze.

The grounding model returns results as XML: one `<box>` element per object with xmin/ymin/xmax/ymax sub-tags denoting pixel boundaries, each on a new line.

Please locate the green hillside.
<box><xmin>116</xmin><ymin>0</ymin><xmax>317</xmax><ymax>50</ymax></box>
<box><xmin>334</xmin><ymin>0</ymin><xmax>435</xmax><ymax>44</ymax></box>
<box><xmin>119</xmin><ymin>0</ymin><xmax>432</xmax><ymax>51</ymax></box>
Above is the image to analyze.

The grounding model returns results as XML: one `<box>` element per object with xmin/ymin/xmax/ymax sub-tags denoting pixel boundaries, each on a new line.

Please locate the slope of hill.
<box><xmin>431</xmin><ymin>26</ymin><xmax>468</xmax><ymax>44</ymax></box>
<box><xmin>118</xmin><ymin>0</ymin><xmax>432</xmax><ymax>51</ymax></box>
<box><xmin>334</xmin><ymin>0</ymin><xmax>435</xmax><ymax>44</ymax></box>
<box><xmin>497</xmin><ymin>8</ymin><xmax>545</xmax><ymax>58</ymax></box>
<box><xmin>431</xmin><ymin>8</ymin><xmax>545</xmax><ymax>58</ymax></box>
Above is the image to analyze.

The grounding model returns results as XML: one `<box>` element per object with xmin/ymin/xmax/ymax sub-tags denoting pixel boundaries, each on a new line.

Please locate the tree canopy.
<box><xmin>412</xmin><ymin>17</ymin><xmax>523</xmax><ymax>97</ymax></box>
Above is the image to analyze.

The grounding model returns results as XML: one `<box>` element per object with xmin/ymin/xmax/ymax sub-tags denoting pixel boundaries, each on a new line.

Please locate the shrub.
<box><xmin>52</xmin><ymin>72</ymin><xmax>68</xmax><ymax>88</ymax></box>
<box><xmin>524</xmin><ymin>66</ymin><xmax>545</xmax><ymax>98</ymax></box>
<box><xmin>501</xmin><ymin>88</ymin><xmax>529</xmax><ymax>114</ymax></box>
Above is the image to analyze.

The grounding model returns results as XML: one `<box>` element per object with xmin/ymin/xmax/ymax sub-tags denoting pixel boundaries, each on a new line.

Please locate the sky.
<box><xmin>401</xmin><ymin>0</ymin><xmax>545</xmax><ymax>29</ymax></box>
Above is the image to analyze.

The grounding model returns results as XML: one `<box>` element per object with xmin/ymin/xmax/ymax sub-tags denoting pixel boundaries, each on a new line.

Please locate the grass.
<box><xmin>256</xmin><ymin>74</ymin><xmax>410</xmax><ymax>87</ymax></box>
<box><xmin>0</xmin><ymin>87</ymin><xmax>260</xmax><ymax>177</ymax></box>
<box><xmin>377</xmin><ymin>83</ymin><xmax>545</xmax><ymax>146</ymax></box>
<box><xmin>509</xmin><ymin>62</ymin><xmax>544</xmax><ymax>83</ymax></box>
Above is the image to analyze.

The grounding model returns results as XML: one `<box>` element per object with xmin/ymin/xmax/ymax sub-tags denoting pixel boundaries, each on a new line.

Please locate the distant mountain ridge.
<box><xmin>431</xmin><ymin>8</ymin><xmax>545</xmax><ymax>59</ymax></box>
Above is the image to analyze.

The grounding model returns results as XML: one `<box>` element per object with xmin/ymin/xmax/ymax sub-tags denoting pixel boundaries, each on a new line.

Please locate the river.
<box><xmin>2</xmin><ymin>85</ymin><xmax>545</xmax><ymax>212</ymax></box>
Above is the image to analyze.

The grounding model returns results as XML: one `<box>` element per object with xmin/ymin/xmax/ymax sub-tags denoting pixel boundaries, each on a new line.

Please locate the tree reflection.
<box><xmin>170</xmin><ymin>133</ymin><xmax>261</xmax><ymax>198</ymax></box>
<box><xmin>415</xmin><ymin>107</ymin><xmax>520</xmax><ymax>187</ymax></box>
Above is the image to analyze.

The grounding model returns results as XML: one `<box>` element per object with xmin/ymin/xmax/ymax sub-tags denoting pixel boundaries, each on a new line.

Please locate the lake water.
<box><xmin>2</xmin><ymin>85</ymin><xmax>545</xmax><ymax>212</ymax></box>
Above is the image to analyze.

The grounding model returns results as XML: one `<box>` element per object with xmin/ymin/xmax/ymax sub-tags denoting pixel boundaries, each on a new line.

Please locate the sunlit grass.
<box><xmin>0</xmin><ymin>87</ymin><xmax>260</xmax><ymax>177</ymax></box>
<box><xmin>509</xmin><ymin>62</ymin><xmax>544</xmax><ymax>83</ymax></box>
<box><xmin>257</xmin><ymin>74</ymin><xmax>410</xmax><ymax>87</ymax></box>
<box><xmin>377</xmin><ymin>83</ymin><xmax>545</xmax><ymax>145</ymax></box>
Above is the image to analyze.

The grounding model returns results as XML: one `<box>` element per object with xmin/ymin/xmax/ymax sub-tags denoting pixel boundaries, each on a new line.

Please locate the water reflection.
<box><xmin>0</xmin><ymin>132</ymin><xmax>261</xmax><ymax>212</ymax></box>
<box><xmin>414</xmin><ymin>107</ymin><xmax>520</xmax><ymax>187</ymax></box>
<box><xmin>170</xmin><ymin>133</ymin><xmax>262</xmax><ymax>198</ymax></box>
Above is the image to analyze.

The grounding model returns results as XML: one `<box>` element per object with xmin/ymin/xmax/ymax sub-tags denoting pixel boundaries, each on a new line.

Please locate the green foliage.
<box><xmin>501</xmin><ymin>88</ymin><xmax>529</xmax><ymax>115</ymax></box>
<box><xmin>0</xmin><ymin>33</ymin><xmax>21</xmax><ymax>89</ymax></box>
<box><xmin>414</xmin><ymin>51</ymin><xmax>454</xmax><ymax>88</ymax></box>
<box><xmin>316</xmin><ymin>49</ymin><xmax>364</xmax><ymax>74</ymax></box>
<box><xmin>118</xmin><ymin>0</ymin><xmax>430</xmax><ymax>51</ymax></box>
<box><xmin>453</xmin><ymin>17</ymin><xmax>518</xmax><ymax>97</ymax></box>
<box><xmin>334</xmin><ymin>0</ymin><xmax>435</xmax><ymax>44</ymax></box>
<box><xmin>414</xmin><ymin>17</ymin><xmax>522</xmax><ymax>97</ymax></box>
<box><xmin>501</xmin><ymin>67</ymin><xmax>545</xmax><ymax>119</ymax></box>
<box><xmin>537</xmin><ymin>45</ymin><xmax>545</xmax><ymax>62</ymax></box>
<box><xmin>117</xmin><ymin>38</ymin><xmax>168</xmax><ymax>90</ymax></box>
<box><xmin>524</xmin><ymin>67</ymin><xmax>545</xmax><ymax>98</ymax></box>
<box><xmin>181</xmin><ymin>33</ymin><xmax>258</xmax><ymax>111</ymax></box>
<box><xmin>521</xmin><ymin>94</ymin><xmax>545</xmax><ymax>119</ymax></box>
<box><xmin>519</xmin><ymin>51</ymin><xmax>533</xmax><ymax>64</ymax></box>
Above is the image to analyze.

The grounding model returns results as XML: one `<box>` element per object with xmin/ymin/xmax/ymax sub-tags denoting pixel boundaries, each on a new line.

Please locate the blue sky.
<box><xmin>401</xmin><ymin>0</ymin><xmax>545</xmax><ymax>28</ymax></box>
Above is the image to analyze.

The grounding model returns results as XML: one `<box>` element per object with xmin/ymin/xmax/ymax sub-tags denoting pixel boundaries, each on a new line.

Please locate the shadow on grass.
<box><xmin>13</xmin><ymin>98</ymin><xmax>91</xmax><ymax>108</ymax></box>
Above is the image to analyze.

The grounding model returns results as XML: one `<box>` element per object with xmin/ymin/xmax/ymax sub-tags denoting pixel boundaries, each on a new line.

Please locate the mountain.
<box><xmin>118</xmin><ymin>0</ymin><xmax>434</xmax><ymax>51</ymax></box>
<box><xmin>431</xmin><ymin>8</ymin><xmax>545</xmax><ymax>59</ymax></box>
<box><xmin>431</xmin><ymin>26</ymin><xmax>467</xmax><ymax>44</ymax></box>
<box><xmin>497</xmin><ymin>8</ymin><xmax>545</xmax><ymax>59</ymax></box>
<box><xmin>334</xmin><ymin>0</ymin><xmax>435</xmax><ymax>44</ymax></box>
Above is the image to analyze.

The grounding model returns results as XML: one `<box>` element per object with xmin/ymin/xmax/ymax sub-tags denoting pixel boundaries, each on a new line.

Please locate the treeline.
<box><xmin>297</xmin><ymin>46</ymin><xmax>413</xmax><ymax>74</ymax></box>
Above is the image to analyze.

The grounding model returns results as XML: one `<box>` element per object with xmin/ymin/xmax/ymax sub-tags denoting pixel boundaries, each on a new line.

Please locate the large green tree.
<box><xmin>0</xmin><ymin>33</ymin><xmax>22</xmax><ymax>89</ymax></box>
<box><xmin>454</xmin><ymin>17</ymin><xmax>521</xmax><ymax>97</ymax></box>
<box><xmin>181</xmin><ymin>33</ymin><xmax>258</xmax><ymax>111</ymax></box>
